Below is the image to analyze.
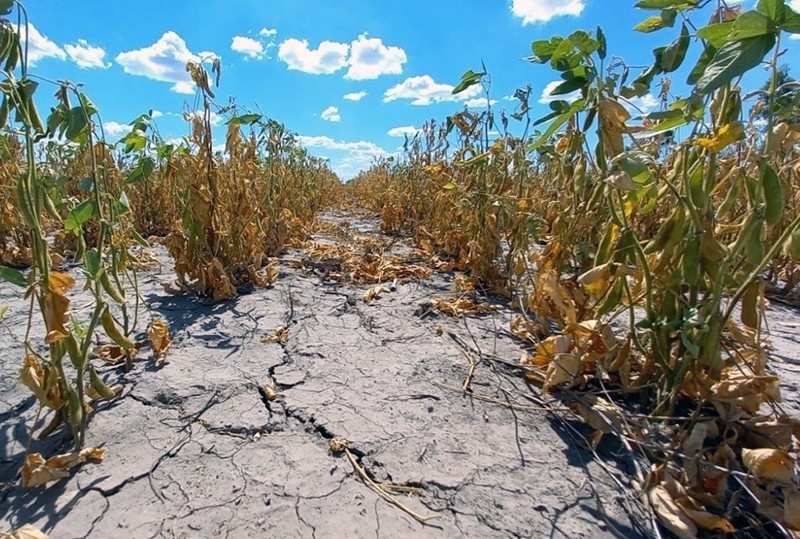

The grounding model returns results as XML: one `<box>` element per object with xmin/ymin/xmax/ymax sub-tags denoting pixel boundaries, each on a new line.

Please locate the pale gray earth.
<box><xmin>0</xmin><ymin>210</ymin><xmax>797</xmax><ymax>538</ymax></box>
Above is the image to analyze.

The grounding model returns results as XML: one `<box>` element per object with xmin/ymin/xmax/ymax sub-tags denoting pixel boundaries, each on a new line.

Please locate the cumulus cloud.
<box><xmin>511</xmin><ymin>0</ymin><xmax>585</xmax><ymax>24</ymax></box>
<box><xmin>387</xmin><ymin>126</ymin><xmax>420</xmax><ymax>137</ymax></box>
<box><xmin>151</xmin><ymin>110</ymin><xmax>164</xmax><ymax>118</ymax></box>
<box><xmin>464</xmin><ymin>97</ymin><xmax>498</xmax><ymax>108</ymax></box>
<box><xmin>344</xmin><ymin>91</ymin><xmax>367</xmax><ymax>101</ymax></box>
<box><xmin>64</xmin><ymin>39</ymin><xmax>111</xmax><ymax>69</ymax></box>
<box><xmin>115</xmin><ymin>31</ymin><xmax>218</xmax><ymax>94</ymax></box>
<box><xmin>259</xmin><ymin>27</ymin><xmax>278</xmax><ymax>37</ymax></box>
<box><xmin>321</xmin><ymin>106</ymin><xmax>341</xmax><ymax>122</ymax></box>
<box><xmin>345</xmin><ymin>33</ymin><xmax>406</xmax><ymax>80</ymax></box>
<box><xmin>539</xmin><ymin>80</ymin><xmax>581</xmax><ymax>104</ymax></box>
<box><xmin>16</xmin><ymin>23</ymin><xmax>65</xmax><ymax>65</ymax></box>
<box><xmin>277</xmin><ymin>38</ymin><xmax>349</xmax><ymax>74</ymax></box>
<box><xmin>231</xmin><ymin>36</ymin><xmax>265</xmax><ymax>59</ymax></box>
<box><xmin>103</xmin><ymin>121</ymin><xmax>132</xmax><ymax>138</ymax></box>
<box><xmin>298</xmin><ymin>135</ymin><xmax>391</xmax><ymax>179</ymax></box>
<box><xmin>384</xmin><ymin>75</ymin><xmax>482</xmax><ymax>106</ymax></box>
<box><xmin>624</xmin><ymin>93</ymin><xmax>659</xmax><ymax>115</ymax></box>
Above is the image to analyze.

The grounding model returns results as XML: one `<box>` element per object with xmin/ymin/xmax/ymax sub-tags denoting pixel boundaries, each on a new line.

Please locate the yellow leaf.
<box><xmin>22</xmin><ymin>448</ymin><xmax>105</xmax><ymax>488</ymax></box>
<box><xmin>6</xmin><ymin>524</ymin><xmax>49</xmax><ymax>539</ymax></box>
<box><xmin>742</xmin><ymin>448</ymin><xmax>795</xmax><ymax>484</ymax></box>
<box><xmin>696</xmin><ymin>122</ymin><xmax>745</xmax><ymax>152</ymax></box>
<box><xmin>148</xmin><ymin>320</ymin><xmax>172</xmax><ymax>366</ymax></box>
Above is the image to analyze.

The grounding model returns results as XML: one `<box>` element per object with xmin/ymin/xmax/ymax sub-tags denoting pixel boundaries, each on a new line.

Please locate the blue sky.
<box><xmin>19</xmin><ymin>0</ymin><xmax>800</xmax><ymax>179</ymax></box>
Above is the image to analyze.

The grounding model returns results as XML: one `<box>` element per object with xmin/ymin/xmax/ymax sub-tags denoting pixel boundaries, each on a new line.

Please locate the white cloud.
<box><xmin>539</xmin><ymin>80</ymin><xmax>581</xmax><ymax>104</ymax></box>
<box><xmin>321</xmin><ymin>106</ymin><xmax>341</xmax><ymax>122</ymax></box>
<box><xmin>64</xmin><ymin>39</ymin><xmax>110</xmax><ymax>69</ymax></box>
<box><xmin>231</xmin><ymin>36</ymin><xmax>265</xmax><ymax>59</ymax></box>
<box><xmin>343</xmin><ymin>91</ymin><xmax>367</xmax><ymax>101</ymax></box>
<box><xmin>345</xmin><ymin>33</ymin><xmax>406</xmax><ymax>80</ymax></box>
<box><xmin>151</xmin><ymin>110</ymin><xmax>164</xmax><ymax>118</ymax></box>
<box><xmin>387</xmin><ymin>126</ymin><xmax>420</xmax><ymax>137</ymax></box>
<box><xmin>16</xmin><ymin>23</ymin><xmax>65</xmax><ymax>65</ymax></box>
<box><xmin>624</xmin><ymin>93</ymin><xmax>659</xmax><ymax>115</ymax></box>
<box><xmin>384</xmin><ymin>75</ymin><xmax>482</xmax><ymax>106</ymax></box>
<box><xmin>115</xmin><ymin>31</ymin><xmax>218</xmax><ymax>94</ymax></box>
<box><xmin>259</xmin><ymin>27</ymin><xmax>278</xmax><ymax>37</ymax></box>
<box><xmin>185</xmin><ymin>110</ymin><xmax>223</xmax><ymax>126</ymax></box>
<box><xmin>103</xmin><ymin>121</ymin><xmax>132</xmax><ymax>138</ymax></box>
<box><xmin>511</xmin><ymin>0</ymin><xmax>585</xmax><ymax>24</ymax></box>
<box><xmin>298</xmin><ymin>135</ymin><xmax>390</xmax><ymax>180</ymax></box>
<box><xmin>464</xmin><ymin>97</ymin><xmax>498</xmax><ymax>108</ymax></box>
<box><xmin>277</xmin><ymin>38</ymin><xmax>349</xmax><ymax>74</ymax></box>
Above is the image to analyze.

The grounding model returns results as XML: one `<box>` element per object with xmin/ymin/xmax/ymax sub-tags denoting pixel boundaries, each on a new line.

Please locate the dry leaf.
<box><xmin>543</xmin><ymin>353</ymin><xmax>580</xmax><ymax>392</ymax></box>
<box><xmin>261</xmin><ymin>326</ymin><xmax>289</xmax><ymax>344</ymax></box>
<box><xmin>148</xmin><ymin>320</ymin><xmax>172</xmax><ymax>367</ymax></box>
<box><xmin>22</xmin><ymin>447</ymin><xmax>105</xmax><ymax>488</ymax></box>
<box><xmin>4</xmin><ymin>524</ymin><xmax>49</xmax><ymax>539</ymax></box>
<box><xmin>363</xmin><ymin>284</ymin><xmax>390</xmax><ymax>303</ymax></box>
<box><xmin>785</xmin><ymin>488</ymin><xmax>800</xmax><ymax>530</ymax></box>
<box><xmin>742</xmin><ymin>448</ymin><xmax>796</xmax><ymax>484</ymax></box>
<box><xmin>649</xmin><ymin>485</ymin><xmax>697</xmax><ymax>539</ymax></box>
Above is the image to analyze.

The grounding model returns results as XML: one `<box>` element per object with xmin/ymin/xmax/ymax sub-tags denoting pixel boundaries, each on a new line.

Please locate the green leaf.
<box><xmin>65</xmin><ymin>107</ymin><xmax>88</xmax><ymax>142</ymax></box>
<box><xmin>227</xmin><ymin>113</ymin><xmax>262</xmax><ymax>126</ymax></box>
<box><xmin>84</xmin><ymin>249</ymin><xmax>102</xmax><ymax>278</ymax></box>
<box><xmin>452</xmin><ymin>70</ymin><xmax>485</xmax><ymax>95</ymax></box>
<box><xmin>694</xmin><ymin>35</ymin><xmax>776</xmax><ymax>95</ymax></box>
<box><xmin>116</xmin><ymin>191</ymin><xmax>131</xmax><ymax>216</ymax></box>
<box><xmin>687</xmin><ymin>44</ymin><xmax>716</xmax><ymax>85</ymax></box>
<box><xmin>0</xmin><ymin>265</ymin><xmax>27</xmax><ymax>287</ymax></box>
<box><xmin>529</xmin><ymin>99</ymin><xmax>586</xmax><ymax>151</ymax></box>
<box><xmin>635</xmin><ymin>9</ymin><xmax>677</xmax><ymax>32</ymax></box>
<box><xmin>126</xmin><ymin>156</ymin><xmax>155</xmax><ymax>184</ymax></box>
<box><xmin>65</xmin><ymin>199</ymin><xmax>97</xmax><ymax>233</ymax></box>
<box><xmin>596</xmin><ymin>27</ymin><xmax>607</xmax><ymax>60</ymax></box>
<box><xmin>635</xmin><ymin>0</ymin><xmax>699</xmax><ymax>9</ymax></box>
<box><xmin>529</xmin><ymin>38</ymin><xmax>563</xmax><ymax>63</ymax></box>
<box><xmin>697</xmin><ymin>22</ymin><xmax>735</xmax><ymax>48</ymax></box>
<box><xmin>782</xmin><ymin>6</ymin><xmax>800</xmax><ymax>32</ymax></box>
<box><xmin>757</xmin><ymin>0</ymin><xmax>785</xmax><ymax>22</ymax></box>
<box><xmin>658</xmin><ymin>24</ymin><xmax>690</xmax><ymax>72</ymax></box>
<box><xmin>0</xmin><ymin>0</ymin><xmax>13</xmax><ymax>15</ymax></box>
<box><xmin>728</xmin><ymin>11</ymin><xmax>773</xmax><ymax>41</ymax></box>
<box><xmin>568</xmin><ymin>30</ymin><xmax>599</xmax><ymax>54</ymax></box>
<box><xmin>130</xmin><ymin>228</ymin><xmax>150</xmax><ymax>247</ymax></box>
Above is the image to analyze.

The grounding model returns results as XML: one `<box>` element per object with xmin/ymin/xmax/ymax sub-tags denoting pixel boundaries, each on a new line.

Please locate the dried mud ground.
<box><xmin>2</xmin><ymin>210</ymin><xmax>800</xmax><ymax>539</ymax></box>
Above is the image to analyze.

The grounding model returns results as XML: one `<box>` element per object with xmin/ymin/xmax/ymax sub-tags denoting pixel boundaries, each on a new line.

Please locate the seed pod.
<box><xmin>101</xmin><ymin>306</ymin><xmax>136</xmax><ymax>350</ymax></box>
<box><xmin>74</xmin><ymin>231</ymin><xmax>86</xmax><ymax>262</ymax></box>
<box><xmin>66</xmin><ymin>384</ymin><xmax>83</xmax><ymax>429</ymax></box>
<box><xmin>682</xmin><ymin>235</ymin><xmax>701</xmax><ymax>286</ymax></box>
<box><xmin>64</xmin><ymin>334</ymin><xmax>84</xmax><ymax>369</ymax></box>
<box><xmin>596</xmin><ymin>278</ymin><xmax>624</xmax><ymax>317</ymax></box>
<box><xmin>15</xmin><ymin>178</ymin><xmax>38</xmax><ymax>229</ymax></box>
<box><xmin>645</xmin><ymin>205</ymin><xmax>686</xmax><ymax>254</ymax></box>
<box><xmin>745</xmin><ymin>218</ymin><xmax>766</xmax><ymax>266</ymax></box>
<box><xmin>740</xmin><ymin>280</ymin><xmax>761</xmax><ymax>329</ymax></box>
<box><xmin>89</xmin><ymin>364</ymin><xmax>121</xmax><ymax>400</ymax></box>
<box><xmin>100</xmin><ymin>271</ymin><xmax>126</xmax><ymax>304</ymax></box>
<box><xmin>782</xmin><ymin>227</ymin><xmax>800</xmax><ymax>261</ymax></box>
<box><xmin>763</xmin><ymin>164</ymin><xmax>784</xmax><ymax>226</ymax></box>
<box><xmin>722</xmin><ymin>89</ymin><xmax>742</xmax><ymax>126</ymax></box>
<box><xmin>716</xmin><ymin>174</ymin><xmax>740</xmax><ymax>219</ymax></box>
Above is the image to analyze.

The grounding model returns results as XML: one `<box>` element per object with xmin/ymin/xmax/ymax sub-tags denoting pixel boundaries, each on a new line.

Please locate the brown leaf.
<box><xmin>22</xmin><ymin>447</ymin><xmax>105</xmax><ymax>488</ymax></box>
<box><xmin>543</xmin><ymin>353</ymin><xmax>581</xmax><ymax>392</ymax></box>
<box><xmin>649</xmin><ymin>485</ymin><xmax>697</xmax><ymax>539</ymax></box>
<box><xmin>785</xmin><ymin>488</ymin><xmax>800</xmax><ymax>530</ymax></box>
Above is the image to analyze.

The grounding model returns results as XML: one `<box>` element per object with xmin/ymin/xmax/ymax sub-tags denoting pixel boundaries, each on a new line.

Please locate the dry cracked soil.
<box><xmin>2</xmin><ymin>210</ymin><xmax>800</xmax><ymax>538</ymax></box>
